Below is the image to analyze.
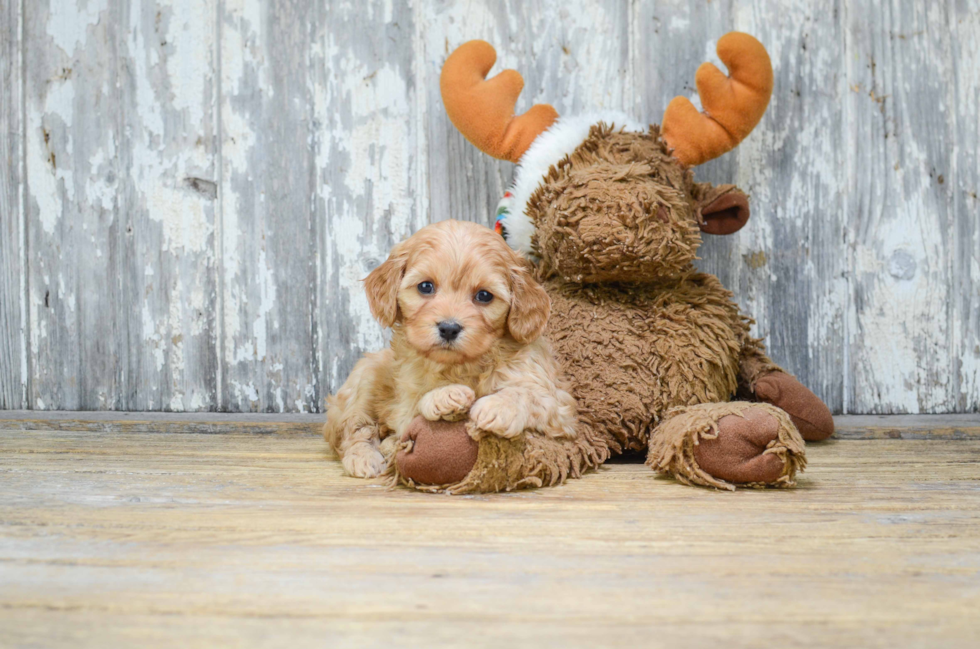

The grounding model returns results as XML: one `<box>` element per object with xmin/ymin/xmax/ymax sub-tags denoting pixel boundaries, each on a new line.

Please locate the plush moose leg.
<box><xmin>647</xmin><ymin>402</ymin><xmax>807</xmax><ymax>490</ymax></box>
<box><xmin>738</xmin><ymin>339</ymin><xmax>835</xmax><ymax>441</ymax></box>
<box><xmin>389</xmin><ymin>415</ymin><xmax>608</xmax><ymax>494</ymax></box>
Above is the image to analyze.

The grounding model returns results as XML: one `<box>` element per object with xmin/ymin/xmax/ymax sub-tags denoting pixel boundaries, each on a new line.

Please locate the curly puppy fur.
<box><xmin>324</xmin><ymin>220</ymin><xmax>578</xmax><ymax>479</ymax></box>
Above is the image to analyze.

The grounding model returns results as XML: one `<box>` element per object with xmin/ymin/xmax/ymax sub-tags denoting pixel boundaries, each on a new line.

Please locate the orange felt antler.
<box><xmin>440</xmin><ymin>40</ymin><xmax>559</xmax><ymax>163</ymax></box>
<box><xmin>661</xmin><ymin>32</ymin><xmax>773</xmax><ymax>166</ymax></box>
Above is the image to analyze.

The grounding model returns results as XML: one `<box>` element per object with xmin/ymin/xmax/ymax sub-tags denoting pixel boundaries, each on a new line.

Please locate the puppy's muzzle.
<box><xmin>437</xmin><ymin>320</ymin><xmax>463</xmax><ymax>342</ymax></box>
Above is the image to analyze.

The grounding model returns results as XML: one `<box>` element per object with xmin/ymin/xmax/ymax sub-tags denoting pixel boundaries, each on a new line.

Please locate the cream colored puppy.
<box><xmin>324</xmin><ymin>220</ymin><xmax>577</xmax><ymax>478</ymax></box>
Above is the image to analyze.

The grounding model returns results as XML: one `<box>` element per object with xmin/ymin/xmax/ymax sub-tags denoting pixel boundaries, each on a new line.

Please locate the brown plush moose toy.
<box><xmin>392</xmin><ymin>32</ymin><xmax>834</xmax><ymax>493</ymax></box>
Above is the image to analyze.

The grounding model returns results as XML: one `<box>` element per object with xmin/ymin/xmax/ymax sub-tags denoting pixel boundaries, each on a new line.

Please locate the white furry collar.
<box><xmin>494</xmin><ymin>111</ymin><xmax>647</xmax><ymax>257</ymax></box>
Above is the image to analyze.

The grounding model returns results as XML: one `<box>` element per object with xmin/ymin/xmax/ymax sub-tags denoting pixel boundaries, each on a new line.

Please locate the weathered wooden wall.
<box><xmin>0</xmin><ymin>0</ymin><xmax>977</xmax><ymax>414</ymax></box>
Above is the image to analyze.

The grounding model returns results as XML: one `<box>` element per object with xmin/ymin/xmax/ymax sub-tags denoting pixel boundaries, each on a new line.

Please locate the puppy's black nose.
<box><xmin>437</xmin><ymin>320</ymin><xmax>463</xmax><ymax>342</ymax></box>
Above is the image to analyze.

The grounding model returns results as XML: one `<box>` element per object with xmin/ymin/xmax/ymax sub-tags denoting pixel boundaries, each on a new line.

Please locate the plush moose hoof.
<box><xmin>754</xmin><ymin>371</ymin><xmax>835</xmax><ymax>441</ymax></box>
<box><xmin>693</xmin><ymin>407</ymin><xmax>787</xmax><ymax>484</ymax></box>
<box><xmin>395</xmin><ymin>415</ymin><xmax>479</xmax><ymax>485</ymax></box>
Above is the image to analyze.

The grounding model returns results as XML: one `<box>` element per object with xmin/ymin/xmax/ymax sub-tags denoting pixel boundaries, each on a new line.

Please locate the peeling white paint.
<box><xmin>230</xmin><ymin>380</ymin><xmax>260</xmax><ymax>404</ymax></box>
<box><xmin>47</xmin><ymin>0</ymin><xmax>107</xmax><ymax>56</ymax></box>
<box><xmin>320</xmin><ymin>35</ymin><xmax>416</xmax><ymax>357</ymax></box>
<box><xmin>10</xmin><ymin>0</ymin><xmax>979</xmax><ymax>414</ymax></box>
<box><xmin>189</xmin><ymin>390</ymin><xmax>209</xmax><ymax>411</ymax></box>
<box><xmin>146</xmin><ymin>183</ymin><xmax>213</xmax><ymax>253</ymax></box>
<box><xmin>219</xmin><ymin>5</ymin><xmax>261</xmax><ymax>372</ymax></box>
<box><xmin>142</xmin><ymin>301</ymin><xmax>166</xmax><ymax>373</ymax></box>
<box><xmin>163</xmin><ymin>0</ymin><xmax>212</xmax><ymax>128</ymax></box>
<box><xmin>668</xmin><ymin>16</ymin><xmax>691</xmax><ymax>32</ymax></box>
<box><xmin>840</xmin><ymin>0</ymin><xmax>956</xmax><ymax>413</ymax></box>
<box><xmin>28</xmin><ymin>76</ymin><xmax>75</xmax><ymax>235</ymax></box>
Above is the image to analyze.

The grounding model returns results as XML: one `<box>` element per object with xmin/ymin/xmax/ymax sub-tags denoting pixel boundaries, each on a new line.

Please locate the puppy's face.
<box><xmin>365</xmin><ymin>220</ymin><xmax>550</xmax><ymax>365</ymax></box>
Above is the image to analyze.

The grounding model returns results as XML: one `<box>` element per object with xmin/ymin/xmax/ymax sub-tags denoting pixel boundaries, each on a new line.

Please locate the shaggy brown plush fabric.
<box><xmin>389</xmin><ymin>416</ymin><xmax>610</xmax><ymax>494</ymax></box>
<box><xmin>737</xmin><ymin>334</ymin><xmax>785</xmax><ymax>391</ymax></box>
<box><xmin>544</xmin><ymin>272</ymin><xmax>747</xmax><ymax>453</ymax></box>
<box><xmin>531</xmin><ymin>125</ymin><xmax>701</xmax><ymax>284</ymax></box>
<box><xmin>647</xmin><ymin>402</ymin><xmax>806</xmax><ymax>490</ymax></box>
<box><xmin>391</xmin><ymin>119</ymin><xmax>831</xmax><ymax>494</ymax></box>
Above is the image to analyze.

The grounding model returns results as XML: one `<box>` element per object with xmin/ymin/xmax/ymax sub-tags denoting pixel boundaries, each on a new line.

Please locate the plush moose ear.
<box><xmin>698</xmin><ymin>185</ymin><xmax>750</xmax><ymax>235</ymax></box>
<box><xmin>364</xmin><ymin>245</ymin><xmax>408</xmax><ymax>328</ymax></box>
<box><xmin>507</xmin><ymin>262</ymin><xmax>551</xmax><ymax>344</ymax></box>
<box><xmin>441</xmin><ymin>40</ymin><xmax>559</xmax><ymax>162</ymax></box>
<box><xmin>661</xmin><ymin>32</ymin><xmax>773</xmax><ymax>166</ymax></box>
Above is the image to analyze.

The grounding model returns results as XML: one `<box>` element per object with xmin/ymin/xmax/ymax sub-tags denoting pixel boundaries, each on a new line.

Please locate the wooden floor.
<box><xmin>1</xmin><ymin>415</ymin><xmax>979</xmax><ymax>648</ymax></box>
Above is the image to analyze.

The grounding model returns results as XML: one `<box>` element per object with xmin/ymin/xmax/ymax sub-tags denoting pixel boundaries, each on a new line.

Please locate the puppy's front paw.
<box><xmin>342</xmin><ymin>442</ymin><xmax>387</xmax><ymax>478</ymax></box>
<box><xmin>469</xmin><ymin>395</ymin><xmax>525</xmax><ymax>439</ymax></box>
<box><xmin>419</xmin><ymin>385</ymin><xmax>476</xmax><ymax>422</ymax></box>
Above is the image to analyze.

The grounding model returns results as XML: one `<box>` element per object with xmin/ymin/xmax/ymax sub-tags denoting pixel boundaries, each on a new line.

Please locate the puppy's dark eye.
<box><xmin>475</xmin><ymin>290</ymin><xmax>494</xmax><ymax>304</ymax></box>
<box><xmin>417</xmin><ymin>281</ymin><xmax>435</xmax><ymax>295</ymax></box>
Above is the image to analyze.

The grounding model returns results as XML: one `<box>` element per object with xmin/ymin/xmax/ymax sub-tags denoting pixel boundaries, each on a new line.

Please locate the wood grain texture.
<box><xmin>1</xmin><ymin>410</ymin><xmax>979</xmax><ymax>439</ymax></box>
<box><xmin>1</xmin><ymin>427</ymin><xmax>979</xmax><ymax>648</ymax></box>
<box><xmin>2</xmin><ymin>0</ymin><xmax>979</xmax><ymax>413</ymax></box>
<box><xmin>634</xmin><ymin>1</ymin><xmax>847</xmax><ymax>413</ymax></box>
<box><xmin>0</xmin><ymin>0</ymin><xmax>25</xmax><ymax>409</ymax></box>
<box><xmin>829</xmin><ymin>413</ymin><xmax>980</xmax><ymax>439</ymax></box>
<box><xmin>23</xmin><ymin>0</ymin><xmax>219</xmax><ymax>411</ymax></box>
<box><xmin>735</xmin><ymin>0</ymin><xmax>848</xmax><ymax>415</ymax></box>
<box><xmin>314</xmin><ymin>0</ymin><xmax>425</xmax><ymax>406</ymax></box>
<box><xmin>633</xmin><ymin>0</ymin><xmax>737</xmax><ymax>280</ymax></box>
<box><xmin>949</xmin><ymin>1</ymin><xmax>980</xmax><ymax>410</ymax></box>
<box><xmin>844</xmin><ymin>0</ymin><xmax>956</xmax><ymax>413</ymax></box>
<box><xmin>0</xmin><ymin>409</ymin><xmax>327</xmax><ymax>435</ymax></box>
<box><xmin>219</xmin><ymin>0</ymin><xmax>318</xmax><ymax>413</ymax></box>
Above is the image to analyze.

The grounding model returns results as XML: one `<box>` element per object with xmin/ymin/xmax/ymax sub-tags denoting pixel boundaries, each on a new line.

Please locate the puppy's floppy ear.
<box><xmin>364</xmin><ymin>243</ymin><xmax>408</xmax><ymax>328</ymax></box>
<box><xmin>507</xmin><ymin>260</ymin><xmax>551</xmax><ymax>344</ymax></box>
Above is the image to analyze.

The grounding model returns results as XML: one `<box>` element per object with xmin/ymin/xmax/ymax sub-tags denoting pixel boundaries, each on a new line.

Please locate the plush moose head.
<box><xmin>441</xmin><ymin>33</ymin><xmax>773</xmax><ymax>283</ymax></box>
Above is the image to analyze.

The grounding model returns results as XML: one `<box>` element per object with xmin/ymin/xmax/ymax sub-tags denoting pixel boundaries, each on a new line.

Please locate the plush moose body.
<box><xmin>390</xmin><ymin>33</ymin><xmax>834</xmax><ymax>492</ymax></box>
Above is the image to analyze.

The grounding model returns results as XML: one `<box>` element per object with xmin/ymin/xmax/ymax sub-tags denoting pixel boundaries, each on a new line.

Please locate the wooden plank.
<box><xmin>831</xmin><ymin>413</ymin><xmax>980</xmax><ymax>439</ymax></box>
<box><xmin>0</xmin><ymin>0</ymin><xmax>25</xmax><ymax>409</ymax></box>
<box><xmin>949</xmin><ymin>1</ymin><xmax>980</xmax><ymax>410</ymax></box>
<box><xmin>218</xmin><ymin>0</ymin><xmax>319</xmax><ymax>412</ymax></box>
<box><xmin>2</xmin><ymin>410</ymin><xmax>979</xmax><ymax>439</ymax></box>
<box><xmin>421</xmin><ymin>0</ymin><xmax>633</xmax><ymax>227</ymax></box>
<box><xmin>634</xmin><ymin>1</ymin><xmax>846</xmax><ymax>413</ymax></box>
<box><xmin>633</xmin><ymin>1</ymin><xmax>737</xmax><ymax>282</ymax></box>
<box><xmin>23</xmin><ymin>0</ymin><xmax>219</xmax><ymax>410</ymax></box>
<box><xmin>4</xmin><ymin>0</ymin><xmax>979</xmax><ymax>415</ymax></box>
<box><xmin>0</xmin><ymin>410</ymin><xmax>323</xmax><ymax>435</ymax></box>
<box><xmin>1</xmin><ymin>429</ymin><xmax>979</xmax><ymax>647</ymax></box>
<box><xmin>731</xmin><ymin>1</ymin><xmax>847</xmax><ymax>414</ymax></box>
<box><xmin>313</xmin><ymin>0</ymin><xmax>425</xmax><ymax>399</ymax></box>
<box><xmin>843</xmin><ymin>0</ymin><xmax>956</xmax><ymax>413</ymax></box>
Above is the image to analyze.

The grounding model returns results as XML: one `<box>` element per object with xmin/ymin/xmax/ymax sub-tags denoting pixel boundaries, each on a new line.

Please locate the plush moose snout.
<box><xmin>535</xmin><ymin>164</ymin><xmax>702</xmax><ymax>283</ymax></box>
